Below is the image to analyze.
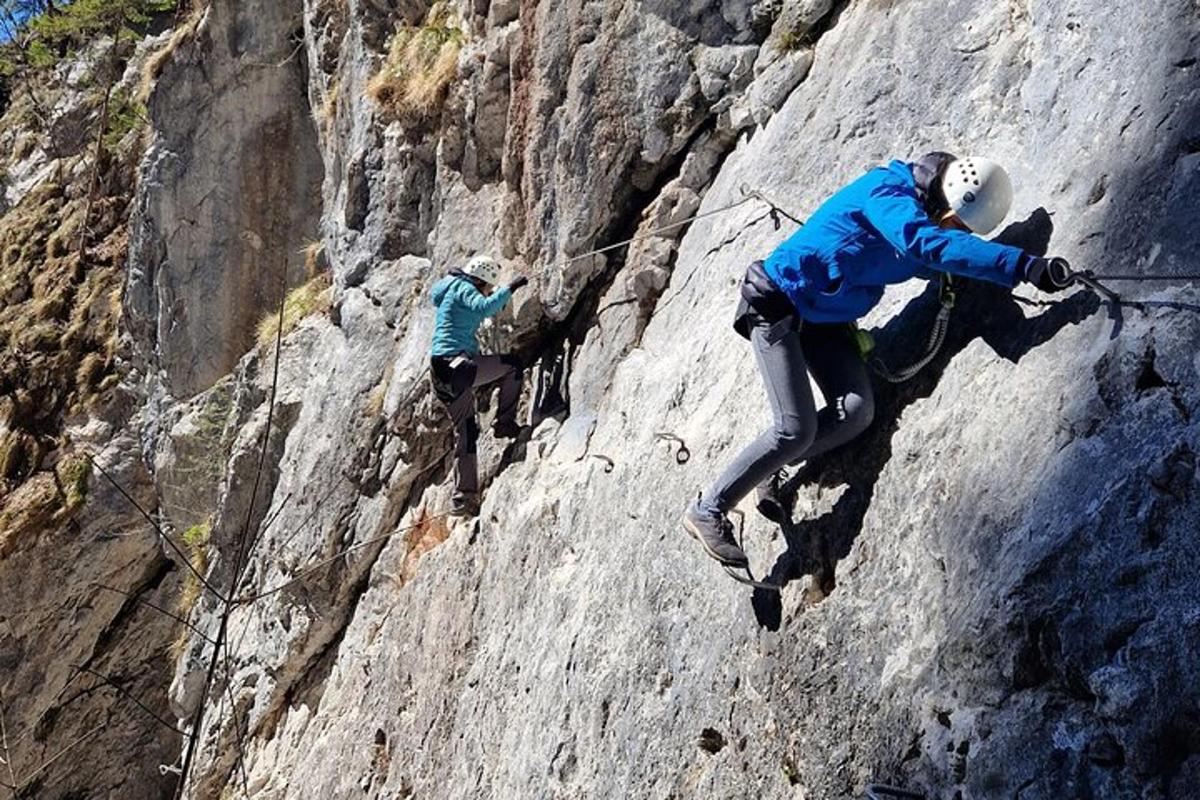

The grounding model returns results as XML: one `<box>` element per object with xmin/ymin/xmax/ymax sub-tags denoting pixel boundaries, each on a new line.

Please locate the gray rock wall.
<box><xmin>126</xmin><ymin>0</ymin><xmax>324</xmax><ymax>402</ymax></box>
<box><xmin>96</xmin><ymin>0</ymin><xmax>1200</xmax><ymax>797</ymax></box>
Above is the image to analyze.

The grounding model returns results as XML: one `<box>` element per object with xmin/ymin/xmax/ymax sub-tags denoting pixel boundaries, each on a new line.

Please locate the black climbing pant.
<box><xmin>699</xmin><ymin>315</ymin><xmax>875</xmax><ymax>516</ymax></box>
<box><xmin>431</xmin><ymin>353</ymin><xmax>522</xmax><ymax>498</ymax></box>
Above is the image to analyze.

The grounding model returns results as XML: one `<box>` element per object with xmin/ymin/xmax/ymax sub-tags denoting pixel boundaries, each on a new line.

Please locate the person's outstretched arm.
<box><xmin>456</xmin><ymin>281</ymin><xmax>513</xmax><ymax>316</ymax></box>
<box><xmin>861</xmin><ymin>180</ymin><xmax>1029</xmax><ymax>287</ymax></box>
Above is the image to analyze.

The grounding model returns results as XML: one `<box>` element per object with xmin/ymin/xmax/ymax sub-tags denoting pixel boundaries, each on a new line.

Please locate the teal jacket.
<box><xmin>430</xmin><ymin>274</ymin><xmax>513</xmax><ymax>357</ymax></box>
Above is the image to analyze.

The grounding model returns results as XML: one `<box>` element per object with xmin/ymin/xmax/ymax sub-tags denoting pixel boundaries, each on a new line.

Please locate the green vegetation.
<box><xmin>255</xmin><ymin>271</ymin><xmax>332</xmax><ymax>350</ymax></box>
<box><xmin>1</xmin><ymin>0</ymin><xmax>178</xmax><ymax>77</ymax></box>
<box><xmin>366</xmin><ymin>1</ymin><xmax>463</xmax><ymax>124</ymax></box>
<box><xmin>187</xmin><ymin>379</ymin><xmax>232</xmax><ymax>485</ymax></box>
<box><xmin>56</xmin><ymin>452</ymin><xmax>90</xmax><ymax>511</ymax></box>
<box><xmin>0</xmin><ymin>450</ymin><xmax>90</xmax><ymax>555</ymax></box>
<box><xmin>0</xmin><ymin>1</ymin><xmax>183</xmax><ymax>548</ymax></box>
<box><xmin>172</xmin><ymin>519</ymin><xmax>211</xmax><ymax>658</ymax></box>
<box><xmin>182</xmin><ymin>519</ymin><xmax>210</xmax><ymax>550</ymax></box>
<box><xmin>775</xmin><ymin>28</ymin><xmax>812</xmax><ymax>54</ymax></box>
<box><xmin>103</xmin><ymin>87</ymin><xmax>146</xmax><ymax>149</ymax></box>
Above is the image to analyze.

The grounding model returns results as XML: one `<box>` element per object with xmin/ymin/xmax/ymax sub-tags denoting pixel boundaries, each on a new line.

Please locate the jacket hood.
<box><xmin>910</xmin><ymin>151</ymin><xmax>957</xmax><ymax>217</ymax></box>
<box><xmin>431</xmin><ymin>274</ymin><xmax>460</xmax><ymax>306</ymax></box>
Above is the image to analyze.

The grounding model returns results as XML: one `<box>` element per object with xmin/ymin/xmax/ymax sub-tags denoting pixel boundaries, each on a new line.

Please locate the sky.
<box><xmin>0</xmin><ymin>3</ymin><xmax>46</xmax><ymax>44</ymax></box>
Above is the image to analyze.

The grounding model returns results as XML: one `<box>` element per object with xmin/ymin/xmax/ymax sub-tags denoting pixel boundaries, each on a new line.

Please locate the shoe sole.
<box><xmin>756</xmin><ymin>496</ymin><xmax>787</xmax><ymax>525</ymax></box>
<box><xmin>682</xmin><ymin>515</ymin><xmax>749</xmax><ymax>569</ymax></box>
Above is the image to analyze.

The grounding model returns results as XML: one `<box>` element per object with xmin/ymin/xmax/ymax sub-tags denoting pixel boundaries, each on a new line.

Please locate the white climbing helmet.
<box><xmin>940</xmin><ymin>157</ymin><xmax>1014</xmax><ymax>235</ymax></box>
<box><xmin>462</xmin><ymin>255</ymin><xmax>502</xmax><ymax>286</ymax></box>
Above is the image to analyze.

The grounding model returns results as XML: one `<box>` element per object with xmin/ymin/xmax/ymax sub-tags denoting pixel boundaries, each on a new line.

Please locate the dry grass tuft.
<box><xmin>301</xmin><ymin>239</ymin><xmax>327</xmax><ymax>278</ymax></box>
<box><xmin>0</xmin><ymin>474</ymin><xmax>59</xmax><ymax>558</ymax></box>
<box><xmin>56</xmin><ymin>453</ymin><xmax>90</xmax><ymax>513</ymax></box>
<box><xmin>138</xmin><ymin>3</ymin><xmax>207</xmax><ymax>104</ymax></box>
<box><xmin>255</xmin><ymin>271</ymin><xmax>332</xmax><ymax>350</ymax></box>
<box><xmin>171</xmin><ymin>520</ymin><xmax>211</xmax><ymax>660</ymax></box>
<box><xmin>317</xmin><ymin>78</ymin><xmax>340</xmax><ymax>132</ymax></box>
<box><xmin>0</xmin><ymin>451</ymin><xmax>89</xmax><ymax>556</ymax></box>
<box><xmin>366</xmin><ymin>361</ymin><xmax>394</xmax><ymax>418</ymax></box>
<box><xmin>366</xmin><ymin>2</ymin><xmax>463</xmax><ymax>124</ymax></box>
<box><xmin>775</xmin><ymin>28</ymin><xmax>813</xmax><ymax>54</ymax></box>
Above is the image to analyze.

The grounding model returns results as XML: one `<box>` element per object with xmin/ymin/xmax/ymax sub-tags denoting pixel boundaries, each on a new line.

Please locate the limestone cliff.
<box><xmin>2</xmin><ymin>1</ymin><xmax>1199</xmax><ymax>798</ymax></box>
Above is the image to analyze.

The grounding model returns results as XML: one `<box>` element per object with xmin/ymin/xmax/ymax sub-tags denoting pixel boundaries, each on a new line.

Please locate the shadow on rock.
<box><xmin>752</xmin><ymin>210</ymin><xmax>1103</xmax><ymax>629</ymax></box>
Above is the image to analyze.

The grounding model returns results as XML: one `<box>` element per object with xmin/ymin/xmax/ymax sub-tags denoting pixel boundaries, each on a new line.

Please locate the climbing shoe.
<box><xmin>493</xmin><ymin>419</ymin><xmax>522</xmax><ymax>440</ymax></box>
<box><xmin>755</xmin><ymin>470</ymin><xmax>792</xmax><ymax>524</ymax></box>
<box><xmin>682</xmin><ymin>504</ymin><xmax>749</xmax><ymax>568</ymax></box>
<box><xmin>450</xmin><ymin>492</ymin><xmax>481</xmax><ymax>517</ymax></box>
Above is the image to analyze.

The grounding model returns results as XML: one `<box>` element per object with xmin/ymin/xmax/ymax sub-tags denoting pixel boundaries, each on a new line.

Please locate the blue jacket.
<box><xmin>763</xmin><ymin>160</ymin><xmax>1029</xmax><ymax>323</ymax></box>
<box><xmin>430</xmin><ymin>274</ymin><xmax>513</xmax><ymax>357</ymax></box>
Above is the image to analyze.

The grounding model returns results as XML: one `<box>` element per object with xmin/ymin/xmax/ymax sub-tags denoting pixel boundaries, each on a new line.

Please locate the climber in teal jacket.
<box><xmin>431</xmin><ymin>272</ymin><xmax>514</xmax><ymax>356</ymax></box>
<box><xmin>429</xmin><ymin>256</ymin><xmax>529</xmax><ymax>516</ymax></box>
<box><xmin>683</xmin><ymin>152</ymin><xmax>1076</xmax><ymax>570</ymax></box>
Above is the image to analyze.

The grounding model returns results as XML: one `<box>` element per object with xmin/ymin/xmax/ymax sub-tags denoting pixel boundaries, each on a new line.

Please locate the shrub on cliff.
<box><xmin>366</xmin><ymin>1</ymin><xmax>462</xmax><ymax>125</ymax></box>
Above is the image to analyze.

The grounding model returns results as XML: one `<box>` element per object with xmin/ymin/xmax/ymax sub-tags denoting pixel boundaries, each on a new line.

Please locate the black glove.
<box><xmin>1024</xmin><ymin>256</ymin><xmax>1074</xmax><ymax>293</ymax></box>
<box><xmin>508</xmin><ymin>275</ymin><xmax>529</xmax><ymax>292</ymax></box>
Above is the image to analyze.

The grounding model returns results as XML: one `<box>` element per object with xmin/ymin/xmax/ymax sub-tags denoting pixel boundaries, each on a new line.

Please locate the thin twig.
<box><xmin>244</xmin><ymin>41</ymin><xmax>304</xmax><ymax>70</ymax></box>
<box><xmin>75</xmin><ymin>36</ymin><xmax>121</xmax><ymax>261</ymax></box>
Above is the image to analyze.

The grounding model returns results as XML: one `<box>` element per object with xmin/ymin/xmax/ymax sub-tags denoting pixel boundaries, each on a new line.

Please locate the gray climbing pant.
<box><xmin>431</xmin><ymin>354</ymin><xmax>522</xmax><ymax>497</ymax></box>
<box><xmin>700</xmin><ymin>316</ymin><xmax>875</xmax><ymax>515</ymax></box>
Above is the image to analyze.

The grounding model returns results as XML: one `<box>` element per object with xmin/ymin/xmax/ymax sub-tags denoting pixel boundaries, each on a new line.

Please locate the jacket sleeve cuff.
<box><xmin>1013</xmin><ymin>252</ymin><xmax>1039</xmax><ymax>285</ymax></box>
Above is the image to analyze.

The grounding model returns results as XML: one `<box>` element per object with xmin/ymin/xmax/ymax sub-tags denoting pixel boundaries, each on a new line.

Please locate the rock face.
<box><xmin>0</xmin><ymin>425</ymin><xmax>182</xmax><ymax>800</ymax></box>
<box><xmin>126</xmin><ymin>0</ymin><xmax>324</xmax><ymax>401</ymax></box>
<box><xmin>3</xmin><ymin>0</ymin><xmax>1200</xmax><ymax>798</ymax></box>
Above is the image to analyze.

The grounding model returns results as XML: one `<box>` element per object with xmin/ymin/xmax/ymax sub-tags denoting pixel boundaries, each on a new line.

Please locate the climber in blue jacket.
<box><xmin>683</xmin><ymin>152</ymin><xmax>1074</xmax><ymax>568</ymax></box>
<box><xmin>430</xmin><ymin>255</ymin><xmax>529</xmax><ymax>516</ymax></box>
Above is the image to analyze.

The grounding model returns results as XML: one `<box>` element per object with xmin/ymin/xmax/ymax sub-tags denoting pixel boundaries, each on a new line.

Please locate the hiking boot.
<box><xmin>755</xmin><ymin>470</ymin><xmax>792</xmax><ymax>524</ymax></box>
<box><xmin>682</xmin><ymin>503</ymin><xmax>749</xmax><ymax>568</ymax></box>
<box><xmin>451</xmin><ymin>492</ymin><xmax>481</xmax><ymax>517</ymax></box>
<box><xmin>493</xmin><ymin>419</ymin><xmax>522</xmax><ymax>439</ymax></box>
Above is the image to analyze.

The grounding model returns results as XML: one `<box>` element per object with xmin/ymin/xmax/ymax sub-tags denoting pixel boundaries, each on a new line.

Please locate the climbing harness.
<box><xmin>869</xmin><ymin>273</ymin><xmax>958</xmax><ymax>384</ymax></box>
<box><xmin>720</xmin><ymin>509</ymin><xmax>785</xmax><ymax>592</ymax></box>
<box><xmin>654</xmin><ymin>432</ymin><xmax>691</xmax><ymax>464</ymax></box>
<box><xmin>847</xmin><ymin>323</ymin><xmax>877</xmax><ymax>362</ymax></box>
